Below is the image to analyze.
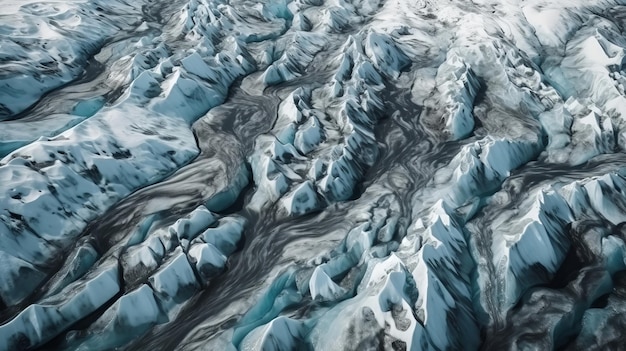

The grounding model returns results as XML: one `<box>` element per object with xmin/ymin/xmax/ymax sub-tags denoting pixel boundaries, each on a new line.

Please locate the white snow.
<box><xmin>261</xmin><ymin>32</ymin><xmax>326</xmax><ymax>85</ymax></box>
<box><xmin>149</xmin><ymin>248</ymin><xmax>199</xmax><ymax>316</ymax></box>
<box><xmin>0</xmin><ymin>103</ymin><xmax>197</xmax><ymax>305</ymax></box>
<box><xmin>188</xmin><ymin>242</ymin><xmax>228</xmax><ymax>283</ymax></box>
<box><xmin>75</xmin><ymin>284</ymin><xmax>163</xmax><ymax>351</ymax></box>
<box><xmin>426</xmin><ymin>54</ymin><xmax>480</xmax><ymax>140</ymax></box>
<box><xmin>240</xmin><ymin>316</ymin><xmax>305</xmax><ymax>351</ymax></box>
<box><xmin>281</xmin><ymin>180</ymin><xmax>320</xmax><ymax>216</ymax></box>
<box><xmin>294</xmin><ymin>116</ymin><xmax>325</xmax><ymax>154</ymax></box>
<box><xmin>0</xmin><ymin>0</ymin><xmax>147</xmax><ymax>118</ymax></box>
<box><xmin>169</xmin><ymin>205</ymin><xmax>217</xmax><ymax>242</ymax></box>
<box><xmin>309</xmin><ymin>255</ymin><xmax>421</xmax><ymax>350</ymax></box>
<box><xmin>494</xmin><ymin>189</ymin><xmax>574</xmax><ymax>309</ymax></box>
<box><xmin>309</xmin><ymin>265</ymin><xmax>346</xmax><ymax>301</ymax></box>
<box><xmin>7</xmin><ymin>0</ymin><xmax>626</xmax><ymax>350</ymax></box>
<box><xmin>0</xmin><ymin>263</ymin><xmax>119</xmax><ymax>351</ymax></box>
<box><xmin>197</xmin><ymin>216</ymin><xmax>246</xmax><ymax>256</ymax></box>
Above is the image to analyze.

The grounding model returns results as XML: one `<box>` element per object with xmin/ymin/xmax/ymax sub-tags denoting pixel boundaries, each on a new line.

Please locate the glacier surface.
<box><xmin>3</xmin><ymin>0</ymin><xmax>626</xmax><ymax>350</ymax></box>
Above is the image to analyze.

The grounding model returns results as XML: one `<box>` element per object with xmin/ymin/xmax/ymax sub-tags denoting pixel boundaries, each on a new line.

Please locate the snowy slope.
<box><xmin>2</xmin><ymin>0</ymin><xmax>626</xmax><ymax>350</ymax></box>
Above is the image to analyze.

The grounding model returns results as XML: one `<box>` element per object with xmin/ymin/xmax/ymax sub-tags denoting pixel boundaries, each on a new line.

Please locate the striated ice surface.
<box><xmin>0</xmin><ymin>261</ymin><xmax>120</xmax><ymax>350</ymax></box>
<box><xmin>4</xmin><ymin>0</ymin><xmax>626</xmax><ymax>350</ymax></box>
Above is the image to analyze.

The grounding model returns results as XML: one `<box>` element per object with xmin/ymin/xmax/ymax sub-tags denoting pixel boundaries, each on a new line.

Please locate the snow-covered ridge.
<box><xmin>213</xmin><ymin>1</ymin><xmax>626</xmax><ymax>350</ymax></box>
<box><xmin>0</xmin><ymin>0</ymin><xmax>149</xmax><ymax>119</ymax></box>
<box><xmin>0</xmin><ymin>200</ymin><xmax>247</xmax><ymax>350</ymax></box>
<box><xmin>4</xmin><ymin>0</ymin><xmax>626</xmax><ymax>350</ymax></box>
<box><xmin>249</xmin><ymin>27</ymin><xmax>409</xmax><ymax>216</ymax></box>
<box><xmin>0</xmin><ymin>0</ymin><xmax>258</xmax><ymax>306</ymax></box>
<box><xmin>0</xmin><ymin>104</ymin><xmax>199</xmax><ymax>308</ymax></box>
<box><xmin>0</xmin><ymin>0</ymin><xmax>257</xmax><ymax>347</ymax></box>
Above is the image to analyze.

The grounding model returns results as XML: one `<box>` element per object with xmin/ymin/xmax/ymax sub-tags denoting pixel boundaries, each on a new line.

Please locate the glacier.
<box><xmin>2</xmin><ymin>0</ymin><xmax>626</xmax><ymax>350</ymax></box>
